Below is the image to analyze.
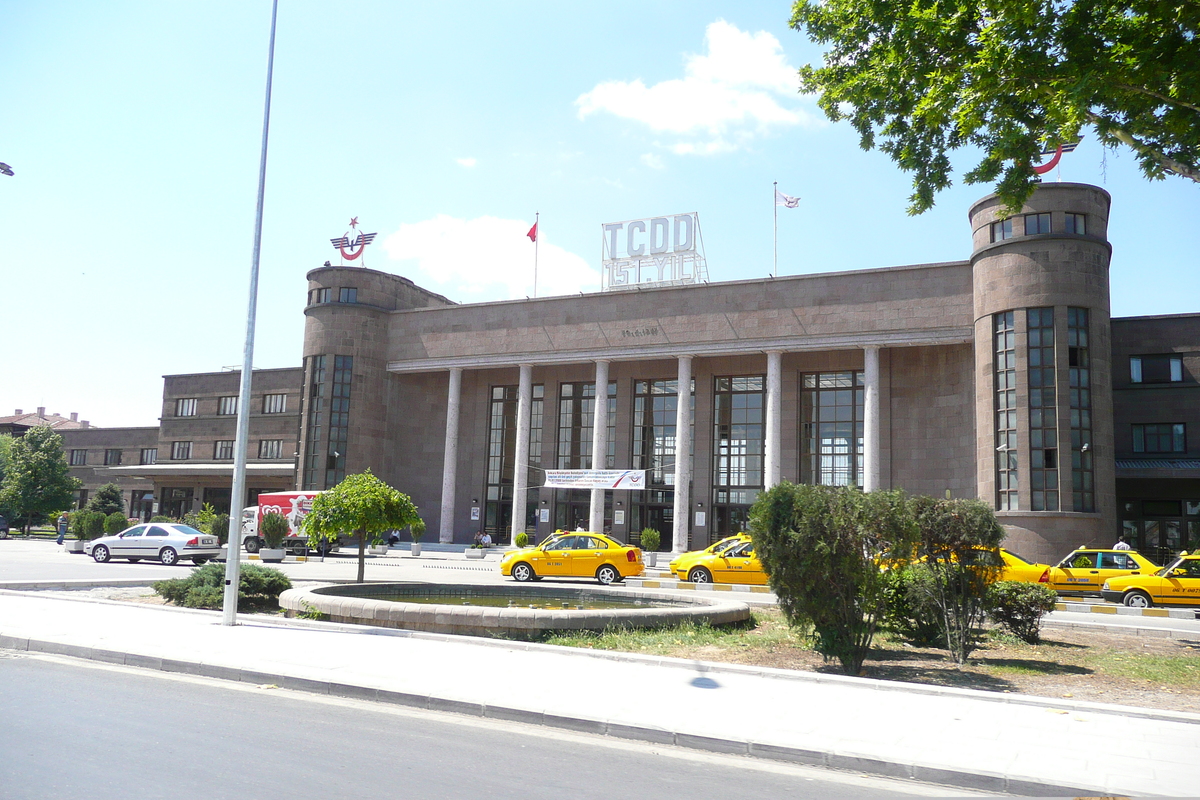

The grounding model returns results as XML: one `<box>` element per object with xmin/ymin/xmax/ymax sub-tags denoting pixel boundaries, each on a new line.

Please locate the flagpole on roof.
<box><xmin>533</xmin><ymin>211</ymin><xmax>539</xmax><ymax>298</ymax></box>
<box><xmin>773</xmin><ymin>182</ymin><xmax>778</xmax><ymax>278</ymax></box>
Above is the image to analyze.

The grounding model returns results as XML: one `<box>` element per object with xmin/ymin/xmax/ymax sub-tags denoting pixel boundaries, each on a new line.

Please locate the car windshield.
<box><xmin>1157</xmin><ymin>556</ymin><xmax>1186</xmax><ymax>577</ymax></box>
<box><xmin>540</xmin><ymin>536</ymin><xmax>569</xmax><ymax>550</ymax></box>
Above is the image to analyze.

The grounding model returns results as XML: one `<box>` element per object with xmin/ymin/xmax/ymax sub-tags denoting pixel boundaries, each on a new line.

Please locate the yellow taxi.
<box><xmin>994</xmin><ymin>549</ymin><xmax>1053</xmax><ymax>583</ymax></box>
<box><xmin>667</xmin><ymin>533</ymin><xmax>750</xmax><ymax>579</ymax></box>
<box><xmin>671</xmin><ymin>539</ymin><xmax>767</xmax><ymax>585</ymax></box>
<box><xmin>1044</xmin><ymin>548</ymin><xmax>1159</xmax><ymax>596</ymax></box>
<box><xmin>1102</xmin><ymin>553</ymin><xmax>1200</xmax><ymax>608</ymax></box>
<box><xmin>500</xmin><ymin>532</ymin><xmax>643</xmax><ymax>585</ymax></box>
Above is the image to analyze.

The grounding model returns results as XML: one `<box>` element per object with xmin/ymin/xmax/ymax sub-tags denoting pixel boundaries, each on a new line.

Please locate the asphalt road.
<box><xmin>0</xmin><ymin>653</ymin><xmax>973</xmax><ymax>800</ymax></box>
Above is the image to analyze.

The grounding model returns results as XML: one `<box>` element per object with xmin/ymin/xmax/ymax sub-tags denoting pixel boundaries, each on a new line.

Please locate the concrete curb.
<box><xmin>625</xmin><ymin>578</ymin><xmax>774</xmax><ymax>595</ymax></box>
<box><xmin>0</xmin><ymin>632</ymin><xmax>1091</xmax><ymax>797</ymax></box>
<box><xmin>0</xmin><ymin>579</ymin><xmax>161</xmax><ymax>590</ymax></box>
<box><xmin>1055</xmin><ymin>600</ymin><xmax>1200</xmax><ymax>619</ymax></box>
<box><xmin>7</xmin><ymin>587</ymin><xmax>1197</xmax><ymax>728</ymax></box>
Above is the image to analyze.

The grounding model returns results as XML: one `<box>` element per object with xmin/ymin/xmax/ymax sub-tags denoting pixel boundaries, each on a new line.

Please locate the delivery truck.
<box><xmin>240</xmin><ymin>491</ymin><xmax>337</xmax><ymax>554</ymax></box>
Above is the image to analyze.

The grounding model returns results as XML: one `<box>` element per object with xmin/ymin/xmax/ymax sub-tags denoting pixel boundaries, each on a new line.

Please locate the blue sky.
<box><xmin>2</xmin><ymin>1</ymin><xmax>1196</xmax><ymax>428</ymax></box>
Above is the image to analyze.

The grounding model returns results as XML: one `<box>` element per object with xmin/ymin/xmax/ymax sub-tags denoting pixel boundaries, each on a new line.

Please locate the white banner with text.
<box><xmin>542</xmin><ymin>469</ymin><xmax>647</xmax><ymax>490</ymax></box>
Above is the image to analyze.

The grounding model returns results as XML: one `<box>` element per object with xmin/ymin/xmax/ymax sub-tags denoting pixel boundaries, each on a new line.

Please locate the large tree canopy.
<box><xmin>0</xmin><ymin>426</ymin><xmax>79</xmax><ymax>533</ymax></box>
<box><xmin>792</xmin><ymin>0</ymin><xmax>1200</xmax><ymax>213</ymax></box>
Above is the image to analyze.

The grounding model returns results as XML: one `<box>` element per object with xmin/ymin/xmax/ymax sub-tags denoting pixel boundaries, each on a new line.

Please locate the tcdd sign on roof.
<box><xmin>601</xmin><ymin>212</ymin><xmax>710</xmax><ymax>292</ymax></box>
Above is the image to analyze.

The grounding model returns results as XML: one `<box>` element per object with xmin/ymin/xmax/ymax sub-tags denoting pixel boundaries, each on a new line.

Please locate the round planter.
<box><xmin>64</xmin><ymin>540</ymin><xmax>85</xmax><ymax>554</ymax></box>
<box><xmin>259</xmin><ymin>548</ymin><xmax>286</xmax><ymax>563</ymax></box>
<box><xmin>410</xmin><ymin>542</ymin><xmax>422</xmax><ymax>557</ymax></box>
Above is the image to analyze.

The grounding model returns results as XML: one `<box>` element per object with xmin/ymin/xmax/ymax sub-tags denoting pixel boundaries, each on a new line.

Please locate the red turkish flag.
<box><xmin>526</xmin><ymin>221</ymin><xmax>538</xmax><ymax>242</ymax></box>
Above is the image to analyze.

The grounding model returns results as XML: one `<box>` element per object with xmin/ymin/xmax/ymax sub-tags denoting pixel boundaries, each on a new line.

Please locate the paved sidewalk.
<box><xmin>2</xmin><ymin>590</ymin><xmax>1197</xmax><ymax>797</ymax></box>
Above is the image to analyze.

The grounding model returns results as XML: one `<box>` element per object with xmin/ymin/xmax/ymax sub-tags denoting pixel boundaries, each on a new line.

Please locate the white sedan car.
<box><xmin>85</xmin><ymin>523</ymin><xmax>220</xmax><ymax>566</ymax></box>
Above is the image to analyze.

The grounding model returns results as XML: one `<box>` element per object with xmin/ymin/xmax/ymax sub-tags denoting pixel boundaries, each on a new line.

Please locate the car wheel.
<box><xmin>596</xmin><ymin>564</ymin><xmax>619</xmax><ymax>585</ymax></box>
<box><xmin>1123</xmin><ymin>590</ymin><xmax>1152</xmax><ymax>608</ymax></box>
<box><xmin>511</xmin><ymin>562</ymin><xmax>535</xmax><ymax>582</ymax></box>
<box><xmin>688</xmin><ymin>567</ymin><xmax>712</xmax><ymax>584</ymax></box>
<box><xmin>192</xmin><ymin>558</ymin><xmax>208</xmax><ymax>565</ymax></box>
<box><xmin>159</xmin><ymin>547</ymin><xmax>179</xmax><ymax>566</ymax></box>
<box><xmin>244</xmin><ymin>537</ymin><xmax>260</xmax><ymax>554</ymax></box>
<box><xmin>92</xmin><ymin>545</ymin><xmax>110</xmax><ymax>564</ymax></box>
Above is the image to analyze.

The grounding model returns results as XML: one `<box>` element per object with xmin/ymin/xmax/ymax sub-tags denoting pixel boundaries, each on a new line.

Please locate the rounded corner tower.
<box><xmin>969</xmin><ymin>182</ymin><xmax>1116</xmax><ymax>562</ymax></box>
<box><xmin>297</xmin><ymin>265</ymin><xmax>453</xmax><ymax>491</ymax></box>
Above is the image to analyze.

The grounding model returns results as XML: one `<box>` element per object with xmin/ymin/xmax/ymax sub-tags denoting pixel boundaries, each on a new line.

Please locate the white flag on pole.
<box><xmin>775</xmin><ymin>189</ymin><xmax>800</xmax><ymax>208</ymax></box>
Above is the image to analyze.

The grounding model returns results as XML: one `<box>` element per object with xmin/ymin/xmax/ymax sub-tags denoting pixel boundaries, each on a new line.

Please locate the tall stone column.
<box><xmin>589</xmin><ymin>360</ymin><xmax>610</xmax><ymax>533</ymax></box>
<box><xmin>863</xmin><ymin>345</ymin><xmax>881</xmax><ymax>492</ymax></box>
<box><xmin>510</xmin><ymin>364</ymin><xmax>533</xmax><ymax>546</ymax></box>
<box><xmin>671</xmin><ymin>355</ymin><xmax>693</xmax><ymax>553</ymax></box>
<box><xmin>438</xmin><ymin>367</ymin><xmax>462</xmax><ymax>544</ymax></box>
<box><xmin>764</xmin><ymin>350</ymin><xmax>783</xmax><ymax>488</ymax></box>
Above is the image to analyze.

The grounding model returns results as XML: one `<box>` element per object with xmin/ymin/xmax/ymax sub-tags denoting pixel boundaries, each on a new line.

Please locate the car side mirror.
<box><xmin>118</xmin><ymin>533</ymin><xmax>125</xmax><ymax>538</ymax></box>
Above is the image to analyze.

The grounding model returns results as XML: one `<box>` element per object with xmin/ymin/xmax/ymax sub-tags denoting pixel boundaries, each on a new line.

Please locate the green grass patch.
<box><xmin>541</xmin><ymin>609</ymin><xmax>802</xmax><ymax>655</ymax></box>
<box><xmin>1091</xmin><ymin>650</ymin><xmax>1200</xmax><ymax>687</ymax></box>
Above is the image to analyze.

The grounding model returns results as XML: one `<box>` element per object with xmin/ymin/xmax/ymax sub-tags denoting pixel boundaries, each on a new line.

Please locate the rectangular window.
<box><xmin>485</xmin><ymin>383</ymin><xmax>544</xmax><ymax>541</ymax></box>
<box><xmin>214</xmin><ymin>440</ymin><xmax>235</xmax><ymax>459</ymax></box>
<box><xmin>175</xmin><ymin>398</ymin><xmax>198</xmax><ymax>417</ymax></box>
<box><xmin>1130</xmin><ymin>355</ymin><xmax>1184</xmax><ymax>384</ymax></box>
<box><xmin>556</xmin><ymin>382</ymin><xmax>616</xmax><ymax>470</ymax></box>
<box><xmin>994</xmin><ymin>311</ymin><xmax>1018</xmax><ymax>510</ymax></box>
<box><xmin>801</xmin><ymin>371</ymin><xmax>865</xmax><ymax>488</ymax></box>
<box><xmin>1132</xmin><ymin>423</ymin><xmax>1186</xmax><ymax>454</ymax></box>
<box><xmin>1024</xmin><ymin>213</ymin><xmax>1051</xmax><ymax>235</ymax></box>
<box><xmin>258</xmin><ymin>439</ymin><xmax>284</xmax><ymax>459</ymax></box>
<box><xmin>311</xmin><ymin>287</ymin><xmax>330</xmax><ymax>304</ymax></box>
<box><xmin>262</xmin><ymin>393</ymin><xmax>287</xmax><ymax>414</ymax></box>
<box><xmin>1065</xmin><ymin>213</ymin><xmax>1086</xmax><ymax>235</ymax></box>
<box><xmin>1069</xmin><ymin>307</ymin><xmax>1094</xmax><ymax>512</ymax></box>
<box><xmin>69</xmin><ymin>449</ymin><xmax>87</xmax><ymax>466</ymax></box>
<box><xmin>302</xmin><ymin>355</ymin><xmax>327</xmax><ymax>489</ymax></box>
<box><xmin>1027</xmin><ymin>308</ymin><xmax>1058</xmax><ymax>511</ymax></box>
<box><xmin>990</xmin><ymin>219</ymin><xmax>1013</xmax><ymax>242</ymax></box>
<box><xmin>171</xmin><ymin>441</ymin><xmax>192</xmax><ymax>460</ymax></box>
<box><xmin>104</xmin><ymin>449</ymin><xmax>122</xmax><ymax>466</ymax></box>
<box><xmin>712</xmin><ymin>375</ymin><xmax>765</xmax><ymax>538</ymax></box>
<box><xmin>217</xmin><ymin>396</ymin><xmax>238</xmax><ymax>416</ymax></box>
<box><xmin>140</xmin><ymin>448</ymin><xmax>157</xmax><ymax>465</ymax></box>
<box><xmin>338</xmin><ymin>287</ymin><xmax>357</xmax><ymax>303</ymax></box>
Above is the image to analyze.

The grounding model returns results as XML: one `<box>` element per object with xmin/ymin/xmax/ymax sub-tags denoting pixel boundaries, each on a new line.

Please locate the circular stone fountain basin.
<box><xmin>279</xmin><ymin>582</ymin><xmax>751</xmax><ymax>640</ymax></box>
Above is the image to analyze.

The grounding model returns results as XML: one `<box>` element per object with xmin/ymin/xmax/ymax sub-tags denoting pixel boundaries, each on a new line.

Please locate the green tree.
<box><xmin>301</xmin><ymin>470</ymin><xmax>419</xmax><ymax>582</ymax></box>
<box><xmin>909</xmin><ymin>496</ymin><xmax>1005</xmax><ymax>665</ymax></box>
<box><xmin>87</xmin><ymin>483</ymin><xmax>126</xmax><ymax>516</ymax></box>
<box><xmin>791</xmin><ymin>0</ymin><xmax>1200</xmax><ymax>214</ymax></box>
<box><xmin>750</xmin><ymin>483</ymin><xmax>918</xmax><ymax>675</ymax></box>
<box><xmin>0</xmin><ymin>434</ymin><xmax>12</xmax><ymax>488</ymax></box>
<box><xmin>0</xmin><ymin>426</ymin><xmax>79</xmax><ymax>534</ymax></box>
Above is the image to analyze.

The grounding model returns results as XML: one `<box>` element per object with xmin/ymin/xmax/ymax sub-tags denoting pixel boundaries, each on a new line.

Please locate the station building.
<box><xmin>55</xmin><ymin>182</ymin><xmax>1199</xmax><ymax>563</ymax></box>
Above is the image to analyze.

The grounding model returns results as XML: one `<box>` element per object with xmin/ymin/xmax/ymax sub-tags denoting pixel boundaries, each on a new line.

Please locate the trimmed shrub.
<box><xmin>881</xmin><ymin>565</ymin><xmax>944</xmax><ymax>647</ymax></box>
<box><xmin>986</xmin><ymin>581</ymin><xmax>1058</xmax><ymax>644</ymax></box>
<box><xmin>73</xmin><ymin>511</ymin><xmax>106</xmax><ymax>540</ymax></box>
<box><xmin>260</xmin><ymin>512</ymin><xmax>289</xmax><ymax>549</ymax></box>
<box><xmin>149</xmin><ymin>515</ymin><xmax>174</xmax><ymax>523</ymax></box>
<box><xmin>86</xmin><ymin>483</ymin><xmax>126</xmax><ymax>516</ymax></box>
<box><xmin>211</xmin><ymin>514</ymin><xmax>230</xmax><ymax>546</ymax></box>
<box><xmin>751</xmin><ymin>483</ymin><xmax>918</xmax><ymax>676</ymax></box>
<box><xmin>153</xmin><ymin>562</ymin><xmax>292</xmax><ymax>612</ymax></box>
<box><xmin>514</xmin><ymin>532</ymin><xmax>529</xmax><ymax>548</ymax></box>
<box><xmin>103</xmin><ymin>511</ymin><xmax>128</xmax><ymax>535</ymax></box>
<box><xmin>410</xmin><ymin>517</ymin><xmax>426</xmax><ymax>542</ymax></box>
<box><xmin>639</xmin><ymin>528</ymin><xmax>661</xmax><ymax>552</ymax></box>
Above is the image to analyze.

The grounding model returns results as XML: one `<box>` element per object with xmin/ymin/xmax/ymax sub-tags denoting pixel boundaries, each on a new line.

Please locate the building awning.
<box><xmin>102</xmin><ymin>464</ymin><xmax>295</xmax><ymax>478</ymax></box>
<box><xmin>1115</xmin><ymin>459</ymin><xmax>1200</xmax><ymax>480</ymax></box>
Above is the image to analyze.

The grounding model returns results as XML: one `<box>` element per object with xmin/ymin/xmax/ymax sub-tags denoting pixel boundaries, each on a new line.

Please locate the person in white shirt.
<box><xmin>1113</xmin><ymin>535</ymin><xmax>1131</xmax><ymax>550</ymax></box>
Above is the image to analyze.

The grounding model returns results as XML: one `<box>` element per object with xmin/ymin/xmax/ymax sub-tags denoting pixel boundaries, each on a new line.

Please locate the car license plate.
<box><xmin>203</xmin><ymin>538</ymin><xmax>215</xmax><ymax>545</ymax></box>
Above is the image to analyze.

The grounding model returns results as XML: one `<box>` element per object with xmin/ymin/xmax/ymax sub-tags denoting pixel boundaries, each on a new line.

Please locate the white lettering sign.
<box><xmin>601</xmin><ymin>213</ymin><xmax>708</xmax><ymax>291</ymax></box>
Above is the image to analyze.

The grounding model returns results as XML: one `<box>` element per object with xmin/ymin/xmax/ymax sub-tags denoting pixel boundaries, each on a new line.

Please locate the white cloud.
<box><xmin>640</xmin><ymin>153</ymin><xmax>665</xmax><ymax>169</ymax></box>
<box><xmin>456</xmin><ymin>157</ymin><xmax>477</xmax><ymax>168</ymax></box>
<box><xmin>575</xmin><ymin>20</ymin><xmax>818</xmax><ymax>154</ymax></box>
<box><xmin>382</xmin><ymin>215</ymin><xmax>600</xmax><ymax>301</ymax></box>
